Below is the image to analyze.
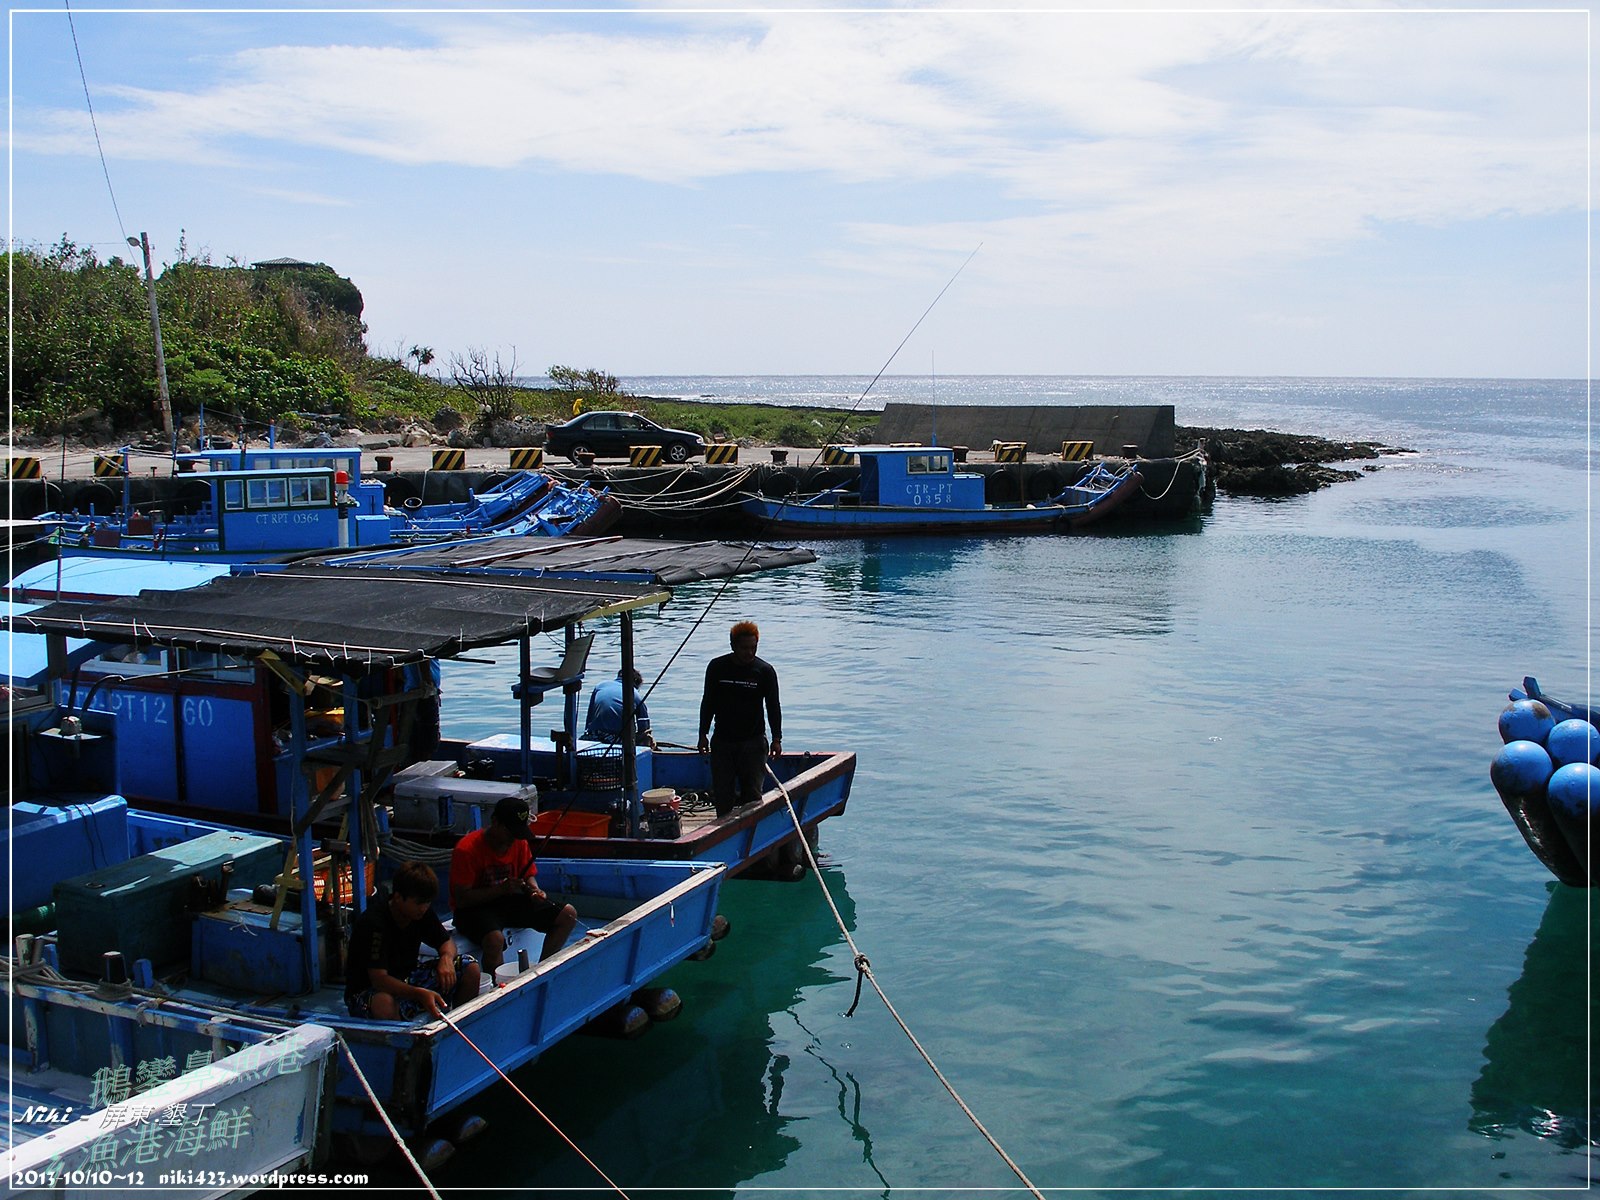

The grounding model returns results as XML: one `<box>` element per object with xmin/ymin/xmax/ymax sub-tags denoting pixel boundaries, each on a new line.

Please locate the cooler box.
<box><xmin>53</xmin><ymin>829</ymin><xmax>282</xmax><ymax>973</ymax></box>
<box><xmin>392</xmin><ymin>771</ymin><xmax>538</xmax><ymax>833</ymax></box>
<box><xmin>464</xmin><ymin>733</ymin><xmax>654</xmax><ymax>790</ymax></box>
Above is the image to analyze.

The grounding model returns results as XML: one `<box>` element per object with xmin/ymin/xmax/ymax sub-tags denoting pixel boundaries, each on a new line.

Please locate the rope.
<box><xmin>1138</xmin><ymin>446</ymin><xmax>1204</xmax><ymax>502</ymax></box>
<box><xmin>764</xmin><ymin>764</ymin><xmax>1046</xmax><ymax>1200</ymax></box>
<box><xmin>435</xmin><ymin>1010</ymin><xmax>631</xmax><ymax>1198</ymax></box>
<box><xmin>333</xmin><ymin>1034</ymin><xmax>442</xmax><ymax>1200</ymax></box>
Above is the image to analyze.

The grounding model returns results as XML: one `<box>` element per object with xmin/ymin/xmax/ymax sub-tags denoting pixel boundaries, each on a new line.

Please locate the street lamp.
<box><xmin>128</xmin><ymin>232</ymin><xmax>173</xmax><ymax>442</ymax></box>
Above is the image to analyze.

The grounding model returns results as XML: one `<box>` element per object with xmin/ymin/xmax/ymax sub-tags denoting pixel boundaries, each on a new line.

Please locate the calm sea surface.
<box><xmin>426</xmin><ymin>377</ymin><xmax>1592</xmax><ymax>1194</ymax></box>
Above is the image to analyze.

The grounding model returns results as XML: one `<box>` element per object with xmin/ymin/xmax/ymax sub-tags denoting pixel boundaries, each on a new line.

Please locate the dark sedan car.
<box><xmin>544</xmin><ymin>411</ymin><xmax>707</xmax><ymax>463</ymax></box>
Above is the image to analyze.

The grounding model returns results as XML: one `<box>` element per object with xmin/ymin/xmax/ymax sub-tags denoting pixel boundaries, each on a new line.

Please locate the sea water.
<box><xmin>424</xmin><ymin>377</ymin><xmax>1591</xmax><ymax>1194</ymax></box>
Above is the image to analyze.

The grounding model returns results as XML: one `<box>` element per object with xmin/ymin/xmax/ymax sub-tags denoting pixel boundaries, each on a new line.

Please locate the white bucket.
<box><xmin>642</xmin><ymin>787</ymin><xmax>676</xmax><ymax>808</ymax></box>
<box><xmin>494</xmin><ymin>962</ymin><xmax>522</xmax><ymax>987</ymax></box>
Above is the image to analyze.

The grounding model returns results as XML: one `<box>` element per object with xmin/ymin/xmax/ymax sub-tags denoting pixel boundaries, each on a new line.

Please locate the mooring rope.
<box><xmin>436</xmin><ymin>1009</ymin><xmax>631</xmax><ymax>1199</ymax></box>
<box><xmin>1138</xmin><ymin>446</ymin><xmax>1205</xmax><ymax>501</ymax></box>
<box><xmin>764</xmin><ymin>764</ymin><xmax>1046</xmax><ymax>1200</ymax></box>
<box><xmin>333</xmin><ymin>1034</ymin><xmax>442</xmax><ymax>1199</ymax></box>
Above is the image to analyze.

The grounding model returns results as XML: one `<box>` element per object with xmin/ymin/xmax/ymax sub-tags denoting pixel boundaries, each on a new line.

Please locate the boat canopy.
<box><xmin>5</xmin><ymin>568</ymin><xmax>664</xmax><ymax>669</ymax></box>
<box><xmin>292</xmin><ymin>534</ymin><xmax>818</xmax><ymax>585</ymax></box>
<box><xmin>4</xmin><ymin>538</ymin><xmax>816</xmax><ymax>670</ymax></box>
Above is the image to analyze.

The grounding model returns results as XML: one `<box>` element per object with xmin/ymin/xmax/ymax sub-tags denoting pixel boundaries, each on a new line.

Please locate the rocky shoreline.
<box><xmin>1177</xmin><ymin>426</ymin><xmax>1411</xmax><ymax>497</ymax></box>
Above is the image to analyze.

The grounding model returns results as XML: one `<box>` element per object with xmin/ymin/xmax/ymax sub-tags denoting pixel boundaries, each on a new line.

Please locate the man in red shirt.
<box><xmin>450</xmin><ymin>795</ymin><xmax>576</xmax><ymax>974</ymax></box>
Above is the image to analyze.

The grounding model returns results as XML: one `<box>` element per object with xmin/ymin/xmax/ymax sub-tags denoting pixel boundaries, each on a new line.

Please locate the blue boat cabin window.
<box><xmin>287</xmin><ymin>476</ymin><xmax>330</xmax><ymax>506</ymax></box>
<box><xmin>224</xmin><ymin>480</ymin><xmax>245</xmax><ymax>511</ymax></box>
<box><xmin>907</xmin><ymin>454</ymin><xmax>951</xmax><ymax>474</ymax></box>
<box><xmin>246</xmin><ymin>478</ymin><xmax>288</xmax><ymax>508</ymax></box>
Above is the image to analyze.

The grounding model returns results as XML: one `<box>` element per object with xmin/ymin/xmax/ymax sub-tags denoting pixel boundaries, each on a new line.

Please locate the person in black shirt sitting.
<box><xmin>697</xmin><ymin>620</ymin><xmax>783</xmax><ymax>817</ymax></box>
<box><xmin>345</xmin><ymin>862</ymin><xmax>480</xmax><ymax>1020</ymax></box>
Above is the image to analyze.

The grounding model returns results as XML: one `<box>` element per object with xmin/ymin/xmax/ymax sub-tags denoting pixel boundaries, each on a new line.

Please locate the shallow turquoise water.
<box><xmin>417</xmin><ymin>378</ymin><xmax>1591</xmax><ymax>1194</ymax></box>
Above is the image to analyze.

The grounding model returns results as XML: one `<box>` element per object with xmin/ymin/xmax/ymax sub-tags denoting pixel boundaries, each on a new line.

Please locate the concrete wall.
<box><xmin>874</xmin><ymin>403</ymin><xmax>1175</xmax><ymax>457</ymax></box>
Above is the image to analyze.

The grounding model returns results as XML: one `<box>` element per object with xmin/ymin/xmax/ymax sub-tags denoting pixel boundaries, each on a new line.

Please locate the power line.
<box><xmin>63</xmin><ymin>0</ymin><xmax>128</xmax><ymax>243</ymax></box>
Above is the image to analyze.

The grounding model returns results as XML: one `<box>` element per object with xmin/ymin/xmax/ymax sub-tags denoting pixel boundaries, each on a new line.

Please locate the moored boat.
<box><xmin>4</xmin><ymin>559</ymin><xmax>743</xmax><ymax>1156</ymax></box>
<box><xmin>5</xmin><ymin>537</ymin><xmax>856</xmax><ymax>880</ymax></box>
<box><xmin>740</xmin><ymin>445</ymin><xmax>1140</xmax><ymax>535</ymax></box>
<box><xmin>3</xmin><ymin>1006</ymin><xmax>338</xmax><ymax>1198</ymax></box>
<box><xmin>34</xmin><ymin>445</ymin><xmax>619</xmax><ymax>561</ymax></box>
<box><xmin>1490</xmin><ymin>676</ymin><xmax>1597</xmax><ymax>887</ymax></box>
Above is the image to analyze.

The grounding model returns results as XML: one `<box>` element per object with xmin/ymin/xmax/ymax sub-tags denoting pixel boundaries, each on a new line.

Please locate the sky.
<box><xmin>5</xmin><ymin>2</ymin><xmax>1593</xmax><ymax>379</ymax></box>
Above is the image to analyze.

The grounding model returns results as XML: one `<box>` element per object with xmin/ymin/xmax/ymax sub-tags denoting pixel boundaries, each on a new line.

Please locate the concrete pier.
<box><xmin>6</xmin><ymin>450</ymin><xmax>1210</xmax><ymax>531</ymax></box>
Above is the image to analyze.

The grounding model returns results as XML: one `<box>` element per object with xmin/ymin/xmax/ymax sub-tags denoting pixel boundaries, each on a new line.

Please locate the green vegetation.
<box><xmin>3</xmin><ymin>235</ymin><xmax>867</xmax><ymax>447</ymax></box>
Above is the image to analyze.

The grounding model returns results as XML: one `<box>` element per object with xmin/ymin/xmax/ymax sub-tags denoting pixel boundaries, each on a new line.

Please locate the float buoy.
<box><xmin>1498</xmin><ymin>699</ymin><xmax>1554</xmax><ymax>745</ymax></box>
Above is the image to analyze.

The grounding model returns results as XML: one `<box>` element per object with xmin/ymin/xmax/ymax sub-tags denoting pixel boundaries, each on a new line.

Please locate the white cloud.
<box><xmin>11</xmin><ymin>7</ymin><xmax>1586</xmax><ymax>374</ymax></box>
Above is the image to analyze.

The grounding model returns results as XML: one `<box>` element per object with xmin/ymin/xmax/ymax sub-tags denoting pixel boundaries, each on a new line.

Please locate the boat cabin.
<box><xmin>854</xmin><ymin>445</ymin><xmax>984</xmax><ymax>509</ymax></box>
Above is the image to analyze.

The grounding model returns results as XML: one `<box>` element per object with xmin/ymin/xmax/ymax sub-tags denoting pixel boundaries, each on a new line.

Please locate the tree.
<box><xmin>408</xmin><ymin>344</ymin><xmax>435</xmax><ymax>375</ymax></box>
<box><xmin>450</xmin><ymin>346</ymin><xmax>522</xmax><ymax>430</ymax></box>
<box><xmin>548</xmin><ymin>364</ymin><xmax>625</xmax><ymax>403</ymax></box>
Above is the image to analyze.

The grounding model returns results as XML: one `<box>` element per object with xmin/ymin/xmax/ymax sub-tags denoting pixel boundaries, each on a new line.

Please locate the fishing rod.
<box><xmin>637</xmin><ymin>243</ymin><xmax>984</xmax><ymax>706</ymax></box>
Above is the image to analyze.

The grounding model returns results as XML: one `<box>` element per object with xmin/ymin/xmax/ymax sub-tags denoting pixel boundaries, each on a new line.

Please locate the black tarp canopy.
<box><xmin>7</xmin><ymin>539</ymin><xmax>816</xmax><ymax>670</ymax></box>
<box><xmin>294</xmin><ymin>535</ymin><xmax>816</xmax><ymax>586</ymax></box>
<box><xmin>5</xmin><ymin>568</ymin><xmax>668</xmax><ymax>670</ymax></box>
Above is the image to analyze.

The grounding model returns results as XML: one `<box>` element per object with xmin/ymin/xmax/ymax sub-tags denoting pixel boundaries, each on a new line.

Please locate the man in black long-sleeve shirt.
<box><xmin>697</xmin><ymin>620</ymin><xmax>782</xmax><ymax>817</ymax></box>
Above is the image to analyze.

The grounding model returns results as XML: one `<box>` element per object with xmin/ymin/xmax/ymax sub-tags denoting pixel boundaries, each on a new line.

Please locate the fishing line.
<box><xmin>62</xmin><ymin>0</ymin><xmax>128</xmax><ymax>243</ymax></box>
<box><xmin>638</xmin><ymin>245</ymin><xmax>983</xmax><ymax>708</ymax></box>
<box><xmin>436</xmin><ymin>1009</ymin><xmax>631</xmax><ymax>1198</ymax></box>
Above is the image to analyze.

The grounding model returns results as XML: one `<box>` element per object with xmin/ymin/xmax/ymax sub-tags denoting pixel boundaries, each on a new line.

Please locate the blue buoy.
<box><xmin>1546</xmin><ymin>719</ymin><xmax>1599</xmax><ymax>768</ymax></box>
<box><xmin>1490</xmin><ymin>740</ymin><xmax>1554</xmax><ymax>799</ymax></box>
<box><xmin>1547</xmin><ymin>762</ymin><xmax>1598</xmax><ymax>818</ymax></box>
<box><xmin>1499</xmin><ymin>699</ymin><xmax>1554</xmax><ymax>745</ymax></box>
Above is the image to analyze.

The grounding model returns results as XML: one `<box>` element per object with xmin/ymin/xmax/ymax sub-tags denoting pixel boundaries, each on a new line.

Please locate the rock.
<box><xmin>1177</xmin><ymin>426</ymin><xmax>1408</xmax><ymax>497</ymax></box>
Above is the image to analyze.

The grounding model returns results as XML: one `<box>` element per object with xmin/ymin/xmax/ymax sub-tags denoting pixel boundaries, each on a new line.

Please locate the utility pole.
<box><xmin>128</xmin><ymin>232</ymin><xmax>173</xmax><ymax>442</ymax></box>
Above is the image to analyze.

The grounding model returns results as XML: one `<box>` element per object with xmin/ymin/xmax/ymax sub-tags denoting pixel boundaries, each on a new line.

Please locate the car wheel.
<box><xmin>666</xmin><ymin>442</ymin><xmax>691</xmax><ymax>464</ymax></box>
<box><xmin>569</xmin><ymin>443</ymin><xmax>595</xmax><ymax>462</ymax></box>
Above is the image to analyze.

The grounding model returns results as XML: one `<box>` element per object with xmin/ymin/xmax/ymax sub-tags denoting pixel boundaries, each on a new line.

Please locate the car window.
<box><xmin>619</xmin><ymin>415</ymin><xmax>645</xmax><ymax>430</ymax></box>
<box><xmin>587</xmin><ymin>414</ymin><xmax>614</xmax><ymax>431</ymax></box>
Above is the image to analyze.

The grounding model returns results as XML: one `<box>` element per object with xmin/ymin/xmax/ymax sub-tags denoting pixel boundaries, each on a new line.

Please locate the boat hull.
<box><xmin>741</xmin><ymin>498</ymin><xmax>1069</xmax><ymax>535</ymax></box>
<box><xmin>4</xmin><ymin>804</ymin><xmax>726</xmax><ymax>1144</ymax></box>
<box><xmin>3</xmin><ymin>1015</ymin><xmax>336</xmax><ymax>1198</ymax></box>
<box><xmin>432</xmin><ymin>748</ymin><xmax>855</xmax><ymax>876</ymax></box>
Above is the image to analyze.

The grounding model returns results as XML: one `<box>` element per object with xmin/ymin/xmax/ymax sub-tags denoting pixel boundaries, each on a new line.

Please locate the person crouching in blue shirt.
<box><xmin>585</xmin><ymin>668</ymin><xmax>656</xmax><ymax>749</ymax></box>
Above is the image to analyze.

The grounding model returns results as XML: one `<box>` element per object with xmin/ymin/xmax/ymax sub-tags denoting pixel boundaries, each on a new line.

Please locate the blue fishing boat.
<box><xmin>4</xmin><ymin>538</ymin><xmax>855</xmax><ymax>880</ymax></box>
<box><xmin>4</xmin><ymin>563</ymin><xmax>733</xmax><ymax>1162</ymax></box>
<box><xmin>3</xmin><ymin>1000</ymin><xmax>338</xmax><ymax>1198</ymax></box>
<box><xmin>1490</xmin><ymin>676</ymin><xmax>1597</xmax><ymax>887</ymax></box>
<box><xmin>35</xmin><ymin>445</ymin><xmax>619</xmax><ymax>561</ymax></box>
<box><xmin>740</xmin><ymin>446</ymin><xmax>1141</xmax><ymax>535</ymax></box>
<box><xmin>292</xmin><ymin>535</ymin><xmax>858</xmax><ymax>878</ymax></box>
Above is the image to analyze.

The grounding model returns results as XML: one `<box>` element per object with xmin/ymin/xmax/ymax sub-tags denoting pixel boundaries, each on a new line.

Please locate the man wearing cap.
<box><xmin>449</xmin><ymin>795</ymin><xmax>576</xmax><ymax>974</ymax></box>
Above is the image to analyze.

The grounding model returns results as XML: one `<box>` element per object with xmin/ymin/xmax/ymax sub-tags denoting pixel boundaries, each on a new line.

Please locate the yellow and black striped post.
<box><xmin>993</xmin><ymin>442</ymin><xmax>1028</xmax><ymax>463</ymax></box>
<box><xmin>628</xmin><ymin>445</ymin><xmax>664</xmax><ymax>468</ymax></box>
<box><xmin>509</xmin><ymin>447</ymin><xmax>545</xmax><ymax>470</ymax></box>
<box><xmin>820</xmin><ymin>445</ymin><xmax>856</xmax><ymax>465</ymax></box>
<box><xmin>431</xmin><ymin>448</ymin><xmax>466</xmax><ymax>471</ymax></box>
<box><xmin>704</xmin><ymin>443</ymin><xmax>739</xmax><ymax>465</ymax></box>
<box><xmin>93</xmin><ymin>453</ymin><xmax>128</xmax><ymax>477</ymax></box>
<box><xmin>1059</xmin><ymin>440</ymin><xmax>1094</xmax><ymax>462</ymax></box>
<box><xmin>7</xmin><ymin>457</ymin><xmax>42</xmax><ymax>480</ymax></box>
